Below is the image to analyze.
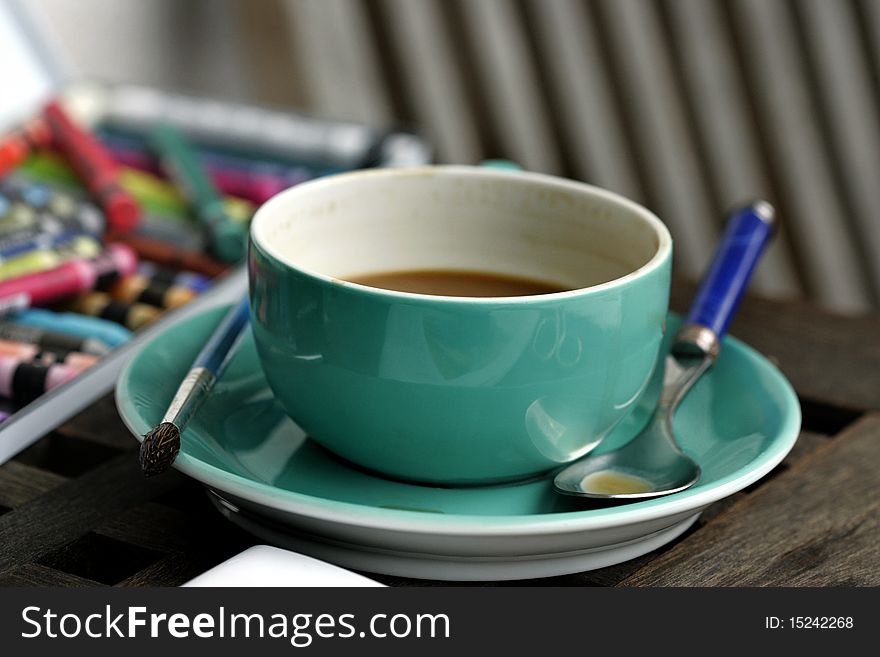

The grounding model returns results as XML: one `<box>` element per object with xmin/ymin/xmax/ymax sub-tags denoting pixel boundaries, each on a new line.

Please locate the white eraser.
<box><xmin>182</xmin><ymin>545</ymin><xmax>385</xmax><ymax>587</ymax></box>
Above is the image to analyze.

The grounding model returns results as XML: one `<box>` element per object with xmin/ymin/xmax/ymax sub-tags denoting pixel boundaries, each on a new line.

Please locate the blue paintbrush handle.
<box><xmin>685</xmin><ymin>201</ymin><xmax>775</xmax><ymax>341</ymax></box>
<box><xmin>192</xmin><ymin>297</ymin><xmax>250</xmax><ymax>376</ymax></box>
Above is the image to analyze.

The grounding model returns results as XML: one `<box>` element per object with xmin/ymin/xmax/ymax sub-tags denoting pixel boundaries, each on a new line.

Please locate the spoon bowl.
<box><xmin>554</xmin><ymin>355</ymin><xmax>705</xmax><ymax>498</ymax></box>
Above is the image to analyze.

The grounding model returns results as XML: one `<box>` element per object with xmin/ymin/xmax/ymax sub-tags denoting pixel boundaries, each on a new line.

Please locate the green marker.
<box><xmin>21</xmin><ymin>153</ymin><xmax>254</xmax><ymax>225</ymax></box>
<box><xmin>150</xmin><ymin>123</ymin><xmax>246</xmax><ymax>263</ymax></box>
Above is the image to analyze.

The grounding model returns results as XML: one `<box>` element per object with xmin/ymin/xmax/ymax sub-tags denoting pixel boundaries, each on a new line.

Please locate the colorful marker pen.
<box><xmin>43</xmin><ymin>351</ymin><xmax>98</xmax><ymax>372</ymax></box>
<box><xmin>0</xmin><ymin>201</ymin><xmax>35</xmax><ymax>232</ymax></box>
<box><xmin>19</xmin><ymin>151</ymin><xmax>252</xmax><ymax>228</ymax></box>
<box><xmin>43</xmin><ymin>100</ymin><xmax>141</xmax><ymax>233</ymax></box>
<box><xmin>102</xmin><ymin>85</ymin><xmax>376</xmax><ymax>168</ymax></box>
<box><xmin>133</xmin><ymin>213</ymin><xmax>209</xmax><ymax>252</ymax></box>
<box><xmin>0</xmin><ymin>354</ymin><xmax>80</xmax><ymax>405</ymax></box>
<box><xmin>150</xmin><ymin>123</ymin><xmax>246</xmax><ymax>262</ymax></box>
<box><xmin>0</xmin><ymin>178</ymin><xmax>106</xmax><ymax>237</ymax></box>
<box><xmin>107</xmin><ymin>234</ymin><xmax>228</xmax><ymax>278</ymax></box>
<box><xmin>0</xmin><ymin>225</ymin><xmax>98</xmax><ymax>263</ymax></box>
<box><xmin>0</xmin><ymin>236</ymin><xmax>102</xmax><ymax>282</ymax></box>
<box><xmin>9</xmin><ymin>309</ymin><xmax>132</xmax><ymax>347</ymax></box>
<box><xmin>0</xmin><ymin>322</ymin><xmax>111</xmax><ymax>356</ymax></box>
<box><xmin>136</xmin><ymin>262</ymin><xmax>211</xmax><ymax>293</ymax></box>
<box><xmin>91</xmin><ymin>243</ymin><xmax>139</xmax><ymax>289</ymax></box>
<box><xmin>0</xmin><ymin>259</ymin><xmax>96</xmax><ymax>308</ymax></box>
<box><xmin>110</xmin><ymin>274</ymin><xmax>195</xmax><ymax>310</ymax></box>
<box><xmin>206</xmin><ymin>161</ymin><xmax>310</xmax><ymax>205</ymax></box>
<box><xmin>0</xmin><ymin>117</ymin><xmax>52</xmax><ymax>177</ymax></box>
<box><xmin>0</xmin><ymin>339</ymin><xmax>99</xmax><ymax>371</ymax></box>
<box><xmin>68</xmin><ymin>291</ymin><xmax>162</xmax><ymax>331</ymax></box>
<box><xmin>99</xmin><ymin>130</ymin><xmax>313</xmax><ymax>204</ymax></box>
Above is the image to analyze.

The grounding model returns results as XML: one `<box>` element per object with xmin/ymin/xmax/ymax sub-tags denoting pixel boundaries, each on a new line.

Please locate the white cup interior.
<box><xmin>251</xmin><ymin>166</ymin><xmax>670</xmax><ymax>295</ymax></box>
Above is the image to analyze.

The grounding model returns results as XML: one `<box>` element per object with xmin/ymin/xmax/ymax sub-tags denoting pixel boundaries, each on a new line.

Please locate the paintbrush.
<box><xmin>139</xmin><ymin>297</ymin><xmax>250</xmax><ymax>476</ymax></box>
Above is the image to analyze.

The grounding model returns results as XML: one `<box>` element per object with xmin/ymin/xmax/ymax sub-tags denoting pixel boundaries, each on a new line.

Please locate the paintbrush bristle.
<box><xmin>139</xmin><ymin>422</ymin><xmax>181</xmax><ymax>477</ymax></box>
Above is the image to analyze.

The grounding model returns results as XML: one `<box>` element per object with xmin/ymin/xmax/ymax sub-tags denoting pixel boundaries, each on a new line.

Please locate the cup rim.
<box><xmin>249</xmin><ymin>165</ymin><xmax>672</xmax><ymax>304</ymax></box>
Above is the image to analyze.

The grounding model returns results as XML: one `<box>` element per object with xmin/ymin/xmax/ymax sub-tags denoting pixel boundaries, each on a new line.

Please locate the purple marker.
<box><xmin>0</xmin><ymin>410</ymin><xmax>10</xmax><ymax>423</ymax></box>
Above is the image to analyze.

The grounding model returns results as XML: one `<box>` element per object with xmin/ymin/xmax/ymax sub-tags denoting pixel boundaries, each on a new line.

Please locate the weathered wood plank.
<box><xmin>55</xmin><ymin>393</ymin><xmax>133</xmax><ymax>449</ymax></box>
<box><xmin>671</xmin><ymin>282</ymin><xmax>880</xmax><ymax>413</ymax></box>
<box><xmin>616</xmin><ymin>415</ymin><xmax>880</xmax><ymax>586</ymax></box>
<box><xmin>117</xmin><ymin>553</ymin><xmax>202</xmax><ymax>588</ymax></box>
<box><xmin>0</xmin><ymin>451</ymin><xmax>183</xmax><ymax>571</ymax></box>
<box><xmin>93</xmin><ymin>502</ymin><xmax>196</xmax><ymax>554</ymax></box>
<box><xmin>562</xmin><ymin>430</ymin><xmax>830</xmax><ymax>586</ymax></box>
<box><xmin>376</xmin><ymin>428</ymin><xmax>835</xmax><ymax>587</ymax></box>
<box><xmin>0</xmin><ymin>563</ymin><xmax>103</xmax><ymax>587</ymax></box>
<box><xmin>95</xmin><ymin>497</ymin><xmax>253</xmax><ymax>558</ymax></box>
<box><xmin>0</xmin><ymin>461</ymin><xmax>67</xmax><ymax>509</ymax></box>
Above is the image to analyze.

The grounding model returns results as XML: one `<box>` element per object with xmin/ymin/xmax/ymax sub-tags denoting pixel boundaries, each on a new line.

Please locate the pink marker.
<box><xmin>0</xmin><ymin>260</ymin><xmax>96</xmax><ymax>308</ymax></box>
<box><xmin>92</xmin><ymin>243</ymin><xmax>139</xmax><ymax>289</ymax></box>
<box><xmin>104</xmin><ymin>142</ymin><xmax>311</xmax><ymax>204</ymax></box>
<box><xmin>0</xmin><ymin>354</ymin><xmax>80</xmax><ymax>404</ymax></box>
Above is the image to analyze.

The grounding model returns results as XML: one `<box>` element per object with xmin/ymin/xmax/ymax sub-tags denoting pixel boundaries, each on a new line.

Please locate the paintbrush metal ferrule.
<box><xmin>162</xmin><ymin>366</ymin><xmax>216</xmax><ymax>429</ymax></box>
<box><xmin>139</xmin><ymin>367</ymin><xmax>216</xmax><ymax>476</ymax></box>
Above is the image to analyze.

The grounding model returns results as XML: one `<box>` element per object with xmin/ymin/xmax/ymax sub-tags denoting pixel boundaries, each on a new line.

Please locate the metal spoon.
<box><xmin>554</xmin><ymin>200</ymin><xmax>776</xmax><ymax>499</ymax></box>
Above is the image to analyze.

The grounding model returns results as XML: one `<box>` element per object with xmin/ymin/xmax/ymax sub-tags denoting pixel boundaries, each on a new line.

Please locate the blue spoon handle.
<box><xmin>681</xmin><ymin>201</ymin><xmax>775</xmax><ymax>354</ymax></box>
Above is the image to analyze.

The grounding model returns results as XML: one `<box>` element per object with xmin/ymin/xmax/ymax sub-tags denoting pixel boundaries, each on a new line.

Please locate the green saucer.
<box><xmin>116</xmin><ymin>306</ymin><xmax>801</xmax><ymax>580</ymax></box>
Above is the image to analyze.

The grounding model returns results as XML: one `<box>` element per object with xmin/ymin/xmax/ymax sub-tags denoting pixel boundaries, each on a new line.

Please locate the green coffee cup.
<box><xmin>249</xmin><ymin>166</ymin><xmax>672</xmax><ymax>484</ymax></box>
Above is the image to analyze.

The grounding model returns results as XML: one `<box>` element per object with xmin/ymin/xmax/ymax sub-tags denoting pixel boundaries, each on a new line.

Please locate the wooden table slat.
<box><xmin>616</xmin><ymin>415</ymin><xmax>880</xmax><ymax>586</ymax></box>
<box><xmin>117</xmin><ymin>553</ymin><xmax>203</xmax><ymax>588</ymax></box>
<box><xmin>0</xmin><ymin>563</ymin><xmax>103</xmax><ymax>587</ymax></box>
<box><xmin>0</xmin><ymin>461</ymin><xmax>67</xmax><ymax>509</ymax></box>
<box><xmin>671</xmin><ymin>283</ymin><xmax>880</xmax><ymax>413</ymax></box>
<box><xmin>0</xmin><ymin>451</ymin><xmax>181</xmax><ymax>573</ymax></box>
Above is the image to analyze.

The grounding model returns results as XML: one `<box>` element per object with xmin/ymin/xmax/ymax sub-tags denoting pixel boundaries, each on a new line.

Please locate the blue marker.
<box><xmin>10</xmin><ymin>309</ymin><xmax>132</xmax><ymax>347</ymax></box>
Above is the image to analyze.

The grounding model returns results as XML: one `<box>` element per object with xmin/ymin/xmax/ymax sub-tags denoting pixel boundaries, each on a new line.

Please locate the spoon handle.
<box><xmin>677</xmin><ymin>201</ymin><xmax>776</xmax><ymax>358</ymax></box>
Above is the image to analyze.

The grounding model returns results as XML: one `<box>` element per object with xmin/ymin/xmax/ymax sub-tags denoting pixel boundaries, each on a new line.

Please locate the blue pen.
<box><xmin>139</xmin><ymin>298</ymin><xmax>250</xmax><ymax>476</ymax></box>
<box><xmin>11</xmin><ymin>309</ymin><xmax>132</xmax><ymax>347</ymax></box>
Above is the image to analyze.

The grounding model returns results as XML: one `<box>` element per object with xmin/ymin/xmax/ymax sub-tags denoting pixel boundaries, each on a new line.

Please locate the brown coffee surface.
<box><xmin>349</xmin><ymin>269</ymin><xmax>569</xmax><ymax>297</ymax></box>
